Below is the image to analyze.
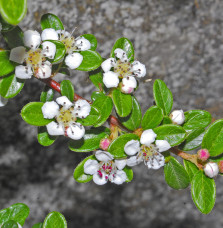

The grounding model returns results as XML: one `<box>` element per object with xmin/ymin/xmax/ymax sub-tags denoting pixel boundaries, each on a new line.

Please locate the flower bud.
<box><xmin>99</xmin><ymin>138</ymin><xmax>111</xmax><ymax>151</ymax></box>
<box><xmin>170</xmin><ymin>110</ymin><xmax>185</xmax><ymax>125</ymax></box>
<box><xmin>197</xmin><ymin>149</ymin><xmax>210</xmax><ymax>162</ymax></box>
<box><xmin>204</xmin><ymin>162</ymin><xmax>219</xmax><ymax>178</ymax></box>
<box><xmin>218</xmin><ymin>160</ymin><xmax>223</xmax><ymax>173</ymax></box>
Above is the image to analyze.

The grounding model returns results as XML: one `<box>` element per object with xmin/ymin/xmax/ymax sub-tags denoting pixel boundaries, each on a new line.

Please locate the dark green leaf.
<box><xmin>162</xmin><ymin>116</ymin><xmax>172</xmax><ymax>125</ymax></box>
<box><xmin>164</xmin><ymin>157</ymin><xmax>190</xmax><ymax>190</ymax></box>
<box><xmin>40</xmin><ymin>86</ymin><xmax>54</xmax><ymax>102</ymax></box>
<box><xmin>41</xmin><ymin>13</ymin><xmax>64</xmax><ymax>30</ymax></box>
<box><xmin>89</xmin><ymin>68</ymin><xmax>106</xmax><ymax>91</ymax></box>
<box><xmin>191</xmin><ymin>171</ymin><xmax>216</xmax><ymax>214</ymax></box>
<box><xmin>2</xmin><ymin>220</ymin><xmax>19</xmax><ymax>228</ymax></box>
<box><xmin>43</xmin><ymin>211</ymin><xmax>67</xmax><ymax>228</ymax></box>
<box><xmin>153</xmin><ymin>79</ymin><xmax>173</xmax><ymax>115</ymax></box>
<box><xmin>0</xmin><ymin>16</ymin><xmax>14</xmax><ymax>32</ymax></box>
<box><xmin>38</xmin><ymin>126</ymin><xmax>57</xmax><ymax>146</ymax></box>
<box><xmin>60</xmin><ymin>80</ymin><xmax>74</xmax><ymax>102</ymax></box>
<box><xmin>21</xmin><ymin>102</ymin><xmax>53</xmax><ymax>126</ymax></box>
<box><xmin>183</xmin><ymin>160</ymin><xmax>199</xmax><ymax>182</ymax></box>
<box><xmin>91</xmin><ymin>91</ymin><xmax>104</xmax><ymax>102</ymax></box>
<box><xmin>81</xmin><ymin>34</ymin><xmax>97</xmax><ymax>51</ymax></box>
<box><xmin>123</xmin><ymin>167</ymin><xmax>133</xmax><ymax>182</ymax></box>
<box><xmin>32</xmin><ymin>223</ymin><xmax>43</xmax><ymax>228</ymax></box>
<box><xmin>0</xmin><ymin>51</ymin><xmax>15</xmax><ymax>77</ymax></box>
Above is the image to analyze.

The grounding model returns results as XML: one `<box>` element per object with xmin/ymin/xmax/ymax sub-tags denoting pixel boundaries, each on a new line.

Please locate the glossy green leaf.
<box><xmin>40</xmin><ymin>86</ymin><xmax>54</xmax><ymax>102</ymax></box>
<box><xmin>179</xmin><ymin>128</ymin><xmax>205</xmax><ymax>151</ymax></box>
<box><xmin>162</xmin><ymin>116</ymin><xmax>172</xmax><ymax>125</ymax></box>
<box><xmin>21</xmin><ymin>102</ymin><xmax>53</xmax><ymax>126</ymax></box>
<box><xmin>183</xmin><ymin>110</ymin><xmax>211</xmax><ymax>130</ymax></box>
<box><xmin>73</xmin><ymin>155</ymin><xmax>96</xmax><ymax>183</ymax></box>
<box><xmin>69</xmin><ymin>127</ymin><xmax>110</xmax><ymax>152</ymax></box>
<box><xmin>118</xmin><ymin>96</ymin><xmax>141</xmax><ymax>131</ymax></box>
<box><xmin>91</xmin><ymin>91</ymin><xmax>104</xmax><ymax>102</ymax></box>
<box><xmin>89</xmin><ymin>68</ymin><xmax>106</xmax><ymax>91</ymax></box>
<box><xmin>38</xmin><ymin>126</ymin><xmax>57</xmax><ymax>146</ymax></box>
<box><xmin>154</xmin><ymin>124</ymin><xmax>186</xmax><ymax>146</ymax></box>
<box><xmin>153</xmin><ymin>79</ymin><xmax>173</xmax><ymax>115</ymax></box>
<box><xmin>142</xmin><ymin>105</ymin><xmax>163</xmax><ymax>130</ymax></box>
<box><xmin>40</xmin><ymin>13</ymin><xmax>64</xmax><ymax>30</ymax></box>
<box><xmin>76</xmin><ymin>50</ymin><xmax>102</xmax><ymax>71</ymax></box>
<box><xmin>112</xmin><ymin>89</ymin><xmax>132</xmax><ymax>117</ymax></box>
<box><xmin>32</xmin><ymin>223</ymin><xmax>43</xmax><ymax>228</ymax></box>
<box><xmin>0</xmin><ymin>0</ymin><xmax>27</xmax><ymax>25</ymax></box>
<box><xmin>60</xmin><ymin>80</ymin><xmax>74</xmax><ymax>102</ymax></box>
<box><xmin>111</xmin><ymin>37</ymin><xmax>134</xmax><ymax>62</ymax></box>
<box><xmin>108</xmin><ymin>134</ymin><xmax>139</xmax><ymax>158</ymax></box>
<box><xmin>191</xmin><ymin>171</ymin><xmax>216</xmax><ymax>214</ymax></box>
<box><xmin>0</xmin><ymin>51</ymin><xmax>15</xmax><ymax>77</ymax></box>
<box><xmin>0</xmin><ymin>73</ymin><xmax>24</xmax><ymax>98</ymax></box>
<box><xmin>2</xmin><ymin>220</ymin><xmax>19</xmax><ymax>228</ymax></box>
<box><xmin>0</xmin><ymin>203</ymin><xmax>29</xmax><ymax>226</ymax></box>
<box><xmin>81</xmin><ymin>34</ymin><xmax>97</xmax><ymax>51</ymax></box>
<box><xmin>43</xmin><ymin>211</ymin><xmax>67</xmax><ymax>228</ymax></box>
<box><xmin>164</xmin><ymin>157</ymin><xmax>190</xmax><ymax>190</ymax></box>
<box><xmin>183</xmin><ymin>160</ymin><xmax>199</xmax><ymax>182</ymax></box>
<box><xmin>202</xmin><ymin>119</ymin><xmax>223</xmax><ymax>156</ymax></box>
<box><xmin>123</xmin><ymin>167</ymin><xmax>133</xmax><ymax>182</ymax></box>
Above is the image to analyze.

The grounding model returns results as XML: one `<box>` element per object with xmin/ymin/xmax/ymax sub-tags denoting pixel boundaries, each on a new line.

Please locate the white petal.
<box><xmin>57</xmin><ymin>30</ymin><xmax>71</xmax><ymax>37</ymax></box>
<box><xmin>140</xmin><ymin>129</ymin><xmax>157</xmax><ymax>146</ymax></box>
<box><xmin>75</xmin><ymin>37</ymin><xmax>91</xmax><ymax>51</ymax></box>
<box><xmin>93</xmin><ymin>172</ymin><xmax>108</xmax><ymax>185</ymax></box>
<box><xmin>114</xmin><ymin>48</ymin><xmax>128</xmax><ymax>62</ymax></box>
<box><xmin>131</xmin><ymin>61</ymin><xmax>146</xmax><ymax>78</ymax></box>
<box><xmin>126</xmin><ymin>156</ymin><xmax>141</xmax><ymax>167</ymax></box>
<box><xmin>111</xmin><ymin>170</ymin><xmax>127</xmax><ymax>185</ymax></box>
<box><xmin>15</xmin><ymin>65</ymin><xmax>33</xmax><ymax>79</ymax></box>
<box><xmin>66</xmin><ymin>123</ymin><xmax>85</xmax><ymax>140</ymax></box>
<box><xmin>74</xmin><ymin>99</ymin><xmax>91</xmax><ymax>118</ymax></box>
<box><xmin>124</xmin><ymin>140</ymin><xmax>140</xmax><ymax>156</ymax></box>
<box><xmin>9</xmin><ymin>46</ymin><xmax>26</xmax><ymax>64</ymax></box>
<box><xmin>41</xmin><ymin>28</ymin><xmax>58</xmax><ymax>41</ymax></box>
<box><xmin>101</xmin><ymin>58</ymin><xmax>116</xmax><ymax>72</ymax></box>
<box><xmin>121</xmin><ymin>76</ymin><xmax>137</xmax><ymax>94</ymax></box>
<box><xmin>65</xmin><ymin>53</ymin><xmax>83</xmax><ymax>69</ymax></box>
<box><xmin>42</xmin><ymin>41</ymin><xmax>56</xmax><ymax>59</ymax></box>
<box><xmin>35</xmin><ymin>61</ymin><xmax>52</xmax><ymax>78</ymax></box>
<box><xmin>204</xmin><ymin>162</ymin><xmax>219</xmax><ymax>178</ymax></box>
<box><xmin>56</xmin><ymin>96</ymin><xmax>73</xmax><ymax>108</ymax></box>
<box><xmin>23</xmin><ymin>30</ymin><xmax>41</xmax><ymax>49</ymax></box>
<box><xmin>115</xmin><ymin>159</ymin><xmax>126</xmax><ymax>170</ymax></box>
<box><xmin>95</xmin><ymin>150</ymin><xmax>114</xmax><ymax>162</ymax></box>
<box><xmin>103</xmin><ymin>71</ymin><xmax>119</xmax><ymax>88</ymax></box>
<box><xmin>17</xmin><ymin>223</ymin><xmax>22</xmax><ymax>228</ymax></box>
<box><xmin>84</xmin><ymin>159</ymin><xmax>99</xmax><ymax>175</ymax></box>
<box><xmin>170</xmin><ymin>110</ymin><xmax>185</xmax><ymax>125</ymax></box>
<box><xmin>155</xmin><ymin>140</ymin><xmax>171</xmax><ymax>152</ymax></box>
<box><xmin>0</xmin><ymin>95</ymin><xmax>8</xmax><ymax>107</ymax></box>
<box><xmin>147</xmin><ymin>154</ymin><xmax>165</xmax><ymax>169</ymax></box>
<box><xmin>41</xmin><ymin>101</ymin><xmax>59</xmax><ymax>119</ymax></box>
<box><xmin>46</xmin><ymin>121</ymin><xmax>64</xmax><ymax>136</ymax></box>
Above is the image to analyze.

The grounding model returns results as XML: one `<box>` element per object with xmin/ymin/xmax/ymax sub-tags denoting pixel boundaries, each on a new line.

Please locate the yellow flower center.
<box><xmin>60</xmin><ymin>34</ymin><xmax>77</xmax><ymax>54</ymax></box>
<box><xmin>25</xmin><ymin>48</ymin><xmax>45</xmax><ymax>68</ymax></box>
<box><xmin>56</xmin><ymin>106</ymin><xmax>77</xmax><ymax>127</ymax></box>
<box><xmin>139</xmin><ymin>144</ymin><xmax>158</xmax><ymax>161</ymax></box>
<box><xmin>114</xmin><ymin>59</ymin><xmax>131</xmax><ymax>78</ymax></box>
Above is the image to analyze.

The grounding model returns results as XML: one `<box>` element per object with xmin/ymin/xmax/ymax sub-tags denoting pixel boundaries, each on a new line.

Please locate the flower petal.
<box><xmin>111</xmin><ymin>170</ymin><xmax>127</xmax><ymax>185</ymax></box>
<box><xmin>65</xmin><ymin>53</ymin><xmax>83</xmax><ymax>69</ymax></box>
<box><xmin>75</xmin><ymin>37</ymin><xmax>91</xmax><ymax>51</ymax></box>
<box><xmin>103</xmin><ymin>71</ymin><xmax>119</xmax><ymax>88</ymax></box>
<box><xmin>170</xmin><ymin>109</ymin><xmax>185</xmax><ymax>125</ymax></box>
<box><xmin>93</xmin><ymin>172</ymin><xmax>108</xmax><ymax>185</ymax></box>
<box><xmin>115</xmin><ymin>159</ymin><xmax>126</xmax><ymax>170</ymax></box>
<box><xmin>41</xmin><ymin>101</ymin><xmax>59</xmax><ymax>119</ymax></box>
<box><xmin>121</xmin><ymin>76</ymin><xmax>137</xmax><ymax>94</ymax></box>
<box><xmin>114</xmin><ymin>48</ymin><xmax>128</xmax><ymax>62</ymax></box>
<box><xmin>124</xmin><ymin>140</ymin><xmax>140</xmax><ymax>156</ymax></box>
<box><xmin>41</xmin><ymin>28</ymin><xmax>58</xmax><ymax>41</ymax></box>
<box><xmin>23</xmin><ymin>30</ymin><xmax>41</xmax><ymax>49</ymax></box>
<box><xmin>126</xmin><ymin>155</ymin><xmax>142</xmax><ymax>167</ymax></box>
<box><xmin>42</xmin><ymin>41</ymin><xmax>56</xmax><ymax>59</ymax></box>
<box><xmin>147</xmin><ymin>153</ymin><xmax>165</xmax><ymax>169</ymax></box>
<box><xmin>35</xmin><ymin>61</ymin><xmax>52</xmax><ymax>78</ymax></box>
<box><xmin>74</xmin><ymin>99</ymin><xmax>91</xmax><ymax>118</ymax></box>
<box><xmin>46</xmin><ymin>121</ymin><xmax>64</xmax><ymax>136</ymax></box>
<box><xmin>66</xmin><ymin>123</ymin><xmax>85</xmax><ymax>140</ymax></box>
<box><xmin>140</xmin><ymin>129</ymin><xmax>157</xmax><ymax>146</ymax></box>
<box><xmin>15</xmin><ymin>65</ymin><xmax>33</xmax><ymax>79</ymax></box>
<box><xmin>56</xmin><ymin>96</ymin><xmax>73</xmax><ymax>109</ymax></box>
<box><xmin>131</xmin><ymin>61</ymin><xmax>146</xmax><ymax>78</ymax></box>
<box><xmin>84</xmin><ymin>159</ymin><xmax>99</xmax><ymax>175</ymax></box>
<box><xmin>9</xmin><ymin>46</ymin><xmax>26</xmax><ymax>64</ymax></box>
<box><xmin>101</xmin><ymin>58</ymin><xmax>116</xmax><ymax>72</ymax></box>
<box><xmin>0</xmin><ymin>95</ymin><xmax>8</xmax><ymax>107</ymax></box>
<box><xmin>155</xmin><ymin>140</ymin><xmax>171</xmax><ymax>152</ymax></box>
<box><xmin>95</xmin><ymin>150</ymin><xmax>114</xmax><ymax>162</ymax></box>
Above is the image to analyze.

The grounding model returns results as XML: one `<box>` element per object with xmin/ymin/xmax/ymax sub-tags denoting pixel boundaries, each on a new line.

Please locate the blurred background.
<box><xmin>1</xmin><ymin>0</ymin><xmax>223</xmax><ymax>227</ymax></box>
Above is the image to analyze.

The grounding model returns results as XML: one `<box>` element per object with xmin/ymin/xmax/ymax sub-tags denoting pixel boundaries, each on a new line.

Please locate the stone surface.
<box><xmin>1</xmin><ymin>0</ymin><xmax>223</xmax><ymax>227</ymax></box>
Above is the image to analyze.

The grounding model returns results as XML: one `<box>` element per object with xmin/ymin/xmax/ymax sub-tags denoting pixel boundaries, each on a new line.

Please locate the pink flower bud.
<box><xmin>197</xmin><ymin>149</ymin><xmax>210</xmax><ymax>162</ymax></box>
<box><xmin>218</xmin><ymin>160</ymin><xmax>223</xmax><ymax>173</ymax></box>
<box><xmin>99</xmin><ymin>138</ymin><xmax>111</xmax><ymax>151</ymax></box>
<box><xmin>204</xmin><ymin>162</ymin><xmax>219</xmax><ymax>178</ymax></box>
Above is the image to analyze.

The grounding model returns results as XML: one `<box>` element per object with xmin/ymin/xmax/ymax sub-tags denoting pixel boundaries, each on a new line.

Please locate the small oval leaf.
<box><xmin>38</xmin><ymin>126</ymin><xmax>57</xmax><ymax>146</ymax></box>
<box><xmin>60</xmin><ymin>80</ymin><xmax>74</xmax><ymax>102</ymax></box>
<box><xmin>183</xmin><ymin>160</ymin><xmax>199</xmax><ymax>182</ymax></box>
<box><xmin>40</xmin><ymin>86</ymin><xmax>54</xmax><ymax>102</ymax></box>
<box><xmin>43</xmin><ymin>211</ymin><xmax>67</xmax><ymax>228</ymax></box>
<box><xmin>123</xmin><ymin>167</ymin><xmax>133</xmax><ymax>182</ymax></box>
<box><xmin>0</xmin><ymin>51</ymin><xmax>15</xmax><ymax>77</ymax></box>
<box><xmin>41</xmin><ymin>13</ymin><xmax>64</xmax><ymax>30</ymax></box>
<box><xmin>81</xmin><ymin>34</ymin><xmax>97</xmax><ymax>51</ymax></box>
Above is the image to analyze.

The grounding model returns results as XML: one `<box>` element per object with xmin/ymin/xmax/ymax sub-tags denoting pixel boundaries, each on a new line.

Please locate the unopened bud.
<box><xmin>170</xmin><ymin>110</ymin><xmax>185</xmax><ymax>125</ymax></box>
<box><xmin>218</xmin><ymin>160</ymin><xmax>223</xmax><ymax>173</ymax></box>
<box><xmin>99</xmin><ymin>138</ymin><xmax>111</xmax><ymax>151</ymax></box>
<box><xmin>197</xmin><ymin>149</ymin><xmax>210</xmax><ymax>162</ymax></box>
<box><xmin>204</xmin><ymin>162</ymin><xmax>219</xmax><ymax>178</ymax></box>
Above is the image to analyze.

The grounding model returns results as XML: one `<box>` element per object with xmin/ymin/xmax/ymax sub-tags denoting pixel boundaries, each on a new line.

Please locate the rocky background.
<box><xmin>1</xmin><ymin>0</ymin><xmax>223</xmax><ymax>227</ymax></box>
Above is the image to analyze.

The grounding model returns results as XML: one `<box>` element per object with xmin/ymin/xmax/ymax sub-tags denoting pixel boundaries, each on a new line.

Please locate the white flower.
<box><xmin>41</xmin><ymin>28</ymin><xmax>59</xmax><ymax>41</ymax></box>
<box><xmin>103</xmin><ymin>71</ymin><xmax>119</xmax><ymax>88</ymax></box>
<box><xmin>10</xmin><ymin>30</ymin><xmax>56</xmax><ymax>79</ymax></box>
<box><xmin>140</xmin><ymin>129</ymin><xmax>157</xmax><ymax>146</ymax></box>
<box><xmin>0</xmin><ymin>95</ymin><xmax>8</xmax><ymax>107</ymax></box>
<box><xmin>204</xmin><ymin>162</ymin><xmax>219</xmax><ymax>178</ymax></box>
<box><xmin>41</xmin><ymin>96</ymin><xmax>91</xmax><ymax>140</ymax></box>
<box><xmin>64</xmin><ymin>53</ymin><xmax>83</xmax><ymax>69</ymax></box>
<box><xmin>155</xmin><ymin>140</ymin><xmax>171</xmax><ymax>152</ymax></box>
<box><xmin>121</xmin><ymin>76</ymin><xmax>137</xmax><ymax>94</ymax></box>
<box><xmin>84</xmin><ymin>151</ymin><xmax>127</xmax><ymax>185</ymax></box>
<box><xmin>170</xmin><ymin>110</ymin><xmax>185</xmax><ymax>125</ymax></box>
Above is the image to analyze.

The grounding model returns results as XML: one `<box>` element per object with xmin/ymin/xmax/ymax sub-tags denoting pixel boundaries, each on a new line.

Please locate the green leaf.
<box><xmin>0</xmin><ymin>51</ymin><xmax>15</xmax><ymax>77</ymax></box>
<box><xmin>111</xmin><ymin>37</ymin><xmax>134</xmax><ymax>62</ymax></box>
<box><xmin>89</xmin><ymin>68</ymin><xmax>106</xmax><ymax>91</ymax></box>
<box><xmin>183</xmin><ymin>110</ymin><xmax>211</xmax><ymax>130</ymax></box>
<box><xmin>118</xmin><ymin>96</ymin><xmax>141</xmax><ymax>131</ymax></box>
<box><xmin>21</xmin><ymin>102</ymin><xmax>53</xmax><ymax>126</ymax></box>
<box><xmin>91</xmin><ymin>91</ymin><xmax>104</xmax><ymax>102</ymax></box>
<box><xmin>40</xmin><ymin>86</ymin><xmax>54</xmax><ymax>102</ymax></box>
<box><xmin>32</xmin><ymin>223</ymin><xmax>43</xmax><ymax>228</ymax></box>
<box><xmin>73</xmin><ymin>155</ymin><xmax>96</xmax><ymax>183</ymax></box>
<box><xmin>81</xmin><ymin>34</ymin><xmax>97</xmax><ymax>51</ymax></box>
<box><xmin>123</xmin><ymin>167</ymin><xmax>133</xmax><ymax>182</ymax></box>
<box><xmin>69</xmin><ymin>127</ymin><xmax>110</xmax><ymax>152</ymax></box>
<box><xmin>43</xmin><ymin>211</ymin><xmax>67</xmax><ymax>228</ymax></box>
<box><xmin>112</xmin><ymin>89</ymin><xmax>132</xmax><ymax>117</ymax></box>
<box><xmin>0</xmin><ymin>16</ymin><xmax>14</xmax><ymax>32</ymax></box>
<box><xmin>153</xmin><ymin>79</ymin><xmax>173</xmax><ymax>115</ymax></box>
<box><xmin>142</xmin><ymin>106</ymin><xmax>163</xmax><ymax>130</ymax></box>
<box><xmin>0</xmin><ymin>73</ymin><xmax>24</xmax><ymax>98</ymax></box>
<box><xmin>0</xmin><ymin>0</ymin><xmax>27</xmax><ymax>25</ymax></box>
<box><xmin>202</xmin><ymin>119</ymin><xmax>223</xmax><ymax>157</ymax></box>
<box><xmin>38</xmin><ymin>126</ymin><xmax>57</xmax><ymax>146</ymax></box>
<box><xmin>2</xmin><ymin>220</ymin><xmax>19</xmax><ymax>228</ymax></box>
<box><xmin>179</xmin><ymin>128</ymin><xmax>205</xmax><ymax>151</ymax></box>
<box><xmin>0</xmin><ymin>203</ymin><xmax>29</xmax><ymax>226</ymax></box>
<box><xmin>162</xmin><ymin>116</ymin><xmax>172</xmax><ymax>125</ymax></box>
<box><xmin>76</xmin><ymin>50</ymin><xmax>102</xmax><ymax>71</ymax></box>
<box><xmin>191</xmin><ymin>171</ymin><xmax>216</xmax><ymax>214</ymax></box>
<box><xmin>41</xmin><ymin>13</ymin><xmax>64</xmax><ymax>30</ymax></box>
<box><xmin>154</xmin><ymin>124</ymin><xmax>186</xmax><ymax>146</ymax></box>
<box><xmin>108</xmin><ymin>134</ymin><xmax>139</xmax><ymax>158</ymax></box>
<box><xmin>164</xmin><ymin>157</ymin><xmax>190</xmax><ymax>190</ymax></box>
<box><xmin>183</xmin><ymin>160</ymin><xmax>199</xmax><ymax>182</ymax></box>
<box><xmin>60</xmin><ymin>80</ymin><xmax>74</xmax><ymax>102</ymax></box>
